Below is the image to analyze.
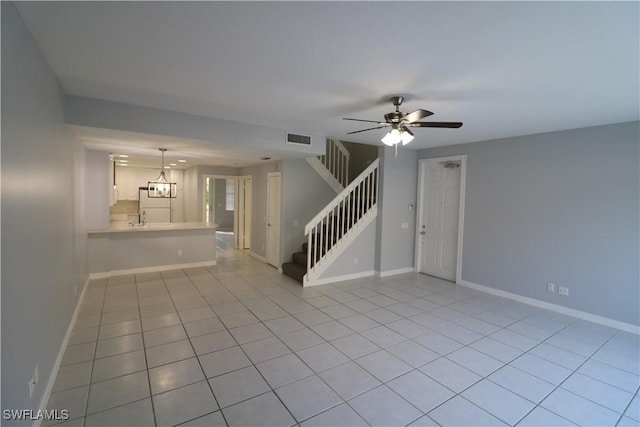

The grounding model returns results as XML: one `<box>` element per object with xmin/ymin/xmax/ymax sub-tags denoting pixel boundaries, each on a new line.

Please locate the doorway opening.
<box><xmin>415</xmin><ymin>155</ymin><xmax>466</xmax><ymax>283</ymax></box>
<box><xmin>203</xmin><ymin>175</ymin><xmax>252</xmax><ymax>252</ymax></box>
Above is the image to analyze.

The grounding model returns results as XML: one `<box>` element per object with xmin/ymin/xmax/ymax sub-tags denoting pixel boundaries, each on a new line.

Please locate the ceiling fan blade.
<box><xmin>409</xmin><ymin>121</ymin><xmax>463</xmax><ymax>128</ymax></box>
<box><xmin>346</xmin><ymin>125</ymin><xmax>388</xmax><ymax>135</ymax></box>
<box><xmin>401</xmin><ymin>109</ymin><xmax>434</xmax><ymax>123</ymax></box>
<box><xmin>343</xmin><ymin>118</ymin><xmax>386</xmax><ymax>124</ymax></box>
<box><xmin>400</xmin><ymin>126</ymin><xmax>414</xmax><ymax>135</ymax></box>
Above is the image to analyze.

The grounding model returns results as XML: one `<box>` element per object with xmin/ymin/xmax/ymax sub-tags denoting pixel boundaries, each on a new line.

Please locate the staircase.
<box><xmin>306</xmin><ymin>139</ymin><xmax>350</xmax><ymax>193</ymax></box>
<box><xmin>282</xmin><ymin>159</ymin><xmax>379</xmax><ymax>285</ymax></box>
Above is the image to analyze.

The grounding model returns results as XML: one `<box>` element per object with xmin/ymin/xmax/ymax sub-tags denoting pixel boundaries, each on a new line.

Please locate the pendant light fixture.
<box><xmin>148</xmin><ymin>148</ymin><xmax>177</xmax><ymax>198</ymax></box>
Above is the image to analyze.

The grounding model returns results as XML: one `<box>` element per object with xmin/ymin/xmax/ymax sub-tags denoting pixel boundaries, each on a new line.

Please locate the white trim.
<box><xmin>460</xmin><ymin>280</ymin><xmax>640</xmax><ymax>335</ymax></box>
<box><xmin>305</xmin><ymin>270</ymin><xmax>376</xmax><ymax>287</ymax></box>
<box><xmin>266</xmin><ymin>172</ymin><xmax>282</xmax><ymax>268</ymax></box>
<box><xmin>34</xmin><ymin>276</ymin><xmax>90</xmax><ymax>427</ymax></box>
<box><xmin>306</xmin><ymin>157</ymin><xmax>343</xmax><ymax>193</ymax></box>
<box><xmin>202</xmin><ymin>173</ymin><xmax>242</xmax><ymax>228</ymax></box>
<box><xmin>415</xmin><ymin>155</ymin><xmax>467</xmax><ymax>284</ymax></box>
<box><xmin>249</xmin><ymin>251</ymin><xmax>267</xmax><ymax>263</ymax></box>
<box><xmin>89</xmin><ymin>260</ymin><xmax>217</xmax><ymax>279</ymax></box>
<box><xmin>376</xmin><ymin>267</ymin><xmax>415</xmax><ymax>278</ymax></box>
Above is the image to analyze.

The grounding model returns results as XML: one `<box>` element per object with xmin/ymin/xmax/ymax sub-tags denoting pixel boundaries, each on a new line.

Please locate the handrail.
<box><xmin>319</xmin><ymin>139</ymin><xmax>350</xmax><ymax>189</ymax></box>
<box><xmin>305</xmin><ymin>158</ymin><xmax>379</xmax><ymax>279</ymax></box>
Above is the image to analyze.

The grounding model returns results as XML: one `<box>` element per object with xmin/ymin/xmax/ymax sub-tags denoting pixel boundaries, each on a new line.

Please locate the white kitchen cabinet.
<box><xmin>137</xmin><ymin>168</ymin><xmax>159</xmax><ymax>190</ymax></box>
<box><xmin>169</xmin><ymin>169</ymin><xmax>184</xmax><ymax>189</ymax></box>
<box><xmin>115</xmin><ymin>166</ymin><xmax>139</xmax><ymax>200</ymax></box>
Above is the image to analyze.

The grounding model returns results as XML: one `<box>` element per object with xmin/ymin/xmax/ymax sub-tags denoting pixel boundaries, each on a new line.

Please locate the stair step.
<box><xmin>282</xmin><ymin>262</ymin><xmax>305</xmax><ymax>284</ymax></box>
<box><xmin>292</xmin><ymin>252</ymin><xmax>307</xmax><ymax>267</ymax></box>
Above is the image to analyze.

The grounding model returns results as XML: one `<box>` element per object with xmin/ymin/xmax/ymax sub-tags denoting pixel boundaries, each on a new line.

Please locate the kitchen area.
<box><xmin>109</xmin><ymin>161</ymin><xmax>184</xmax><ymax>227</ymax></box>
<box><xmin>85</xmin><ymin>150</ymin><xmax>217</xmax><ymax>276</ymax></box>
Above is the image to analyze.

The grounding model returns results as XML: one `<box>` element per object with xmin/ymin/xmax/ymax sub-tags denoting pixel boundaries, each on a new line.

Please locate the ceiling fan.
<box><xmin>343</xmin><ymin>96</ymin><xmax>463</xmax><ymax>146</ymax></box>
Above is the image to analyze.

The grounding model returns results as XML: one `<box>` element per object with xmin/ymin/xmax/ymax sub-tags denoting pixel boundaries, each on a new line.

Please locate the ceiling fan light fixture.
<box><xmin>401</xmin><ymin>131</ymin><xmax>414</xmax><ymax>145</ymax></box>
<box><xmin>345</xmin><ymin>96</ymin><xmax>462</xmax><ymax>148</ymax></box>
<box><xmin>381</xmin><ymin>128</ymin><xmax>402</xmax><ymax>146</ymax></box>
<box><xmin>382</xmin><ymin>128</ymin><xmax>414</xmax><ymax>146</ymax></box>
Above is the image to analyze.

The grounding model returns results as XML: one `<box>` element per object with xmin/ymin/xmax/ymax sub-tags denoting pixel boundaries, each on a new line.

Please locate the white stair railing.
<box><xmin>318</xmin><ymin>139</ymin><xmax>350</xmax><ymax>189</ymax></box>
<box><xmin>305</xmin><ymin>159</ymin><xmax>379</xmax><ymax>283</ymax></box>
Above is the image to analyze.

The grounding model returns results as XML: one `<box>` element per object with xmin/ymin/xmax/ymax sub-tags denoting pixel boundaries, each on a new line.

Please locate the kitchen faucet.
<box><xmin>142</xmin><ymin>210</ymin><xmax>147</xmax><ymax>226</ymax></box>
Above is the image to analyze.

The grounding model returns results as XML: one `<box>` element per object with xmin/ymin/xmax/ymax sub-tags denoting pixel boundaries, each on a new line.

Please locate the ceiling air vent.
<box><xmin>286</xmin><ymin>132</ymin><xmax>312</xmax><ymax>146</ymax></box>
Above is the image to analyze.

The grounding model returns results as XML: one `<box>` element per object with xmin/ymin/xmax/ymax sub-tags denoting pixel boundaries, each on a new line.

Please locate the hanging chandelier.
<box><xmin>148</xmin><ymin>148</ymin><xmax>177</xmax><ymax>198</ymax></box>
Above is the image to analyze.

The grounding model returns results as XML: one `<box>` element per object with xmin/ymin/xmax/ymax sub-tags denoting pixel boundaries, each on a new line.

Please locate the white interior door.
<box><xmin>418</xmin><ymin>159</ymin><xmax>462</xmax><ymax>281</ymax></box>
<box><xmin>266</xmin><ymin>173</ymin><xmax>281</xmax><ymax>268</ymax></box>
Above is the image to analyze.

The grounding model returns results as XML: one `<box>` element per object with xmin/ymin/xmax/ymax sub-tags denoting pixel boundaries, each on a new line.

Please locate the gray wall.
<box><xmin>85</xmin><ymin>150</ymin><xmax>111</xmax><ymax>230</ymax></box>
<box><xmin>318</xmin><ymin>220</ymin><xmax>377</xmax><ymax>279</ymax></box>
<box><xmin>63</xmin><ymin>95</ymin><xmax>325</xmax><ymax>157</ymax></box>
<box><xmin>419</xmin><ymin>122</ymin><xmax>640</xmax><ymax>326</ymax></box>
<box><xmin>375</xmin><ymin>147</ymin><xmax>419</xmax><ymax>274</ymax></box>
<box><xmin>281</xmin><ymin>159</ymin><xmax>337</xmax><ymax>266</ymax></box>
<box><xmin>341</xmin><ymin>140</ymin><xmax>379</xmax><ymax>183</ymax></box>
<box><xmin>183</xmin><ymin>166</ymin><xmax>199</xmax><ymax>222</ymax></box>
<box><xmin>1</xmin><ymin>2</ymin><xmax>88</xmax><ymax>421</ymax></box>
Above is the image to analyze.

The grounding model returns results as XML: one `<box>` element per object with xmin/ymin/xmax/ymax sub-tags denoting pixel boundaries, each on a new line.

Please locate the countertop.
<box><xmin>89</xmin><ymin>222</ymin><xmax>218</xmax><ymax>234</ymax></box>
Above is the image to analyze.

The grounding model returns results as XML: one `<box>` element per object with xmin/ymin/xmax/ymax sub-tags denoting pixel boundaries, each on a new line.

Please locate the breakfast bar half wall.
<box><xmin>88</xmin><ymin>222</ymin><xmax>217</xmax><ymax>277</ymax></box>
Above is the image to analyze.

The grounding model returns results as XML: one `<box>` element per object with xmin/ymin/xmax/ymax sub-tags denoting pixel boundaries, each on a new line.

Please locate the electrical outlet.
<box><xmin>177</xmin><ymin>249</ymin><xmax>183</xmax><ymax>257</ymax></box>
<box><xmin>547</xmin><ymin>282</ymin><xmax>555</xmax><ymax>293</ymax></box>
<box><xmin>558</xmin><ymin>286</ymin><xmax>569</xmax><ymax>296</ymax></box>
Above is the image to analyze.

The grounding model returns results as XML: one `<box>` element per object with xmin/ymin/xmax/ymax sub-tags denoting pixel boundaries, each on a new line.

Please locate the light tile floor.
<box><xmin>46</xmin><ymin>245</ymin><xmax>639</xmax><ymax>426</ymax></box>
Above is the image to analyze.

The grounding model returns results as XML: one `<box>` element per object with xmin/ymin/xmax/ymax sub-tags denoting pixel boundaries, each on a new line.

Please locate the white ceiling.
<box><xmin>14</xmin><ymin>1</ymin><xmax>639</xmax><ymax>166</ymax></box>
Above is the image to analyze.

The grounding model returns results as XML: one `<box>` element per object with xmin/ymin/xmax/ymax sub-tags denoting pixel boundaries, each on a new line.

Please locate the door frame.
<box><xmin>414</xmin><ymin>155</ymin><xmax>467</xmax><ymax>283</ymax></box>
<box><xmin>202</xmin><ymin>174</ymin><xmax>251</xmax><ymax>249</ymax></box>
<box><xmin>235</xmin><ymin>175</ymin><xmax>252</xmax><ymax>250</ymax></box>
<box><xmin>266</xmin><ymin>172</ymin><xmax>282</xmax><ymax>270</ymax></box>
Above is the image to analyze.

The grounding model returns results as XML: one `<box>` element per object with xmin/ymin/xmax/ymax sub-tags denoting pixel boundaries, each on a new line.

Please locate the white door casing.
<box><xmin>236</xmin><ymin>177</ymin><xmax>252</xmax><ymax>249</ymax></box>
<box><xmin>266</xmin><ymin>172</ymin><xmax>282</xmax><ymax>268</ymax></box>
<box><xmin>415</xmin><ymin>156</ymin><xmax>466</xmax><ymax>282</ymax></box>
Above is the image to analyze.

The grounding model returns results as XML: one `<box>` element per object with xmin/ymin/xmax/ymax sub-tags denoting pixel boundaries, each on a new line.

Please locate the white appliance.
<box><xmin>139</xmin><ymin>187</ymin><xmax>171</xmax><ymax>223</ymax></box>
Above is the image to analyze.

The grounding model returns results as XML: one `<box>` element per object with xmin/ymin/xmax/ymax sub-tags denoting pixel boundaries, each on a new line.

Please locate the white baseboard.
<box><xmin>460</xmin><ymin>280</ymin><xmax>639</xmax><ymax>335</ymax></box>
<box><xmin>377</xmin><ymin>267</ymin><xmax>415</xmax><ymax>278</ymax></box>
<box><xmin>89</xmin><ymin>260</ymin><xmax>217</xmax><ymax>279</ymax></box>
<box><xmin>34</xmin><ymin>276</ymin><xmax>90</xmax><ymax>427</ymax></box>
<box><xmin>305</xmin><ymin>270</ymin><xmax>376</xmax><ymax>287</ymax></box>
<box><xmin>249</xmin><ymin>251</ymin><xmax>267</xmax><ymax>263</ymax></box>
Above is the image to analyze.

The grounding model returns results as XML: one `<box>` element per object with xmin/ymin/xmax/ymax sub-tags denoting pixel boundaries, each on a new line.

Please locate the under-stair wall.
<box><xmin>303</xmin><ymin>158</ymin><xmax>379</xmax><ymax>285</ymax></box>
<box><xmin>311</xmin><ymin>219</ymin><xmax>377</xmax><ymax>285</ymax></box>
<box><xmin>280</xmin><ymin>158</ymin><xmax>337</xmax><ymax>268</ymax></box>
